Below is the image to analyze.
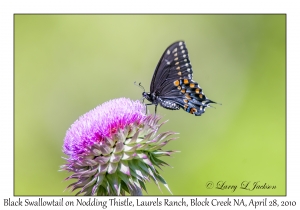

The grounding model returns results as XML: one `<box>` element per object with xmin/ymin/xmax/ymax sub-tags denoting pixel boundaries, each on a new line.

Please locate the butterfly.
<box><xmin>139</xmin><ymin>41</ymin><xmax>217</xmax><ymax>116</ymax></box>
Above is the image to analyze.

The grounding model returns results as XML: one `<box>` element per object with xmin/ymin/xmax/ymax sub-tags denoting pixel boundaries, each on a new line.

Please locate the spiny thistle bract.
<box><xmin>61</xmin><ymin>98</ymin><xmax>178</xmax><ymax>195</ymax></box>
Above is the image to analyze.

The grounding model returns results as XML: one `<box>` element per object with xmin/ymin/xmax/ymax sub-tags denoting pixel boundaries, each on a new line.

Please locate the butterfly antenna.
<box><xmin>139</xmin><ymin>83</ymin><xmax>145</xmax><ymax>92</ymax></box>
<box><xmin>134</xmin><ymin>81</ymin><xmax>146</xmax><ymax>92</ymax></box>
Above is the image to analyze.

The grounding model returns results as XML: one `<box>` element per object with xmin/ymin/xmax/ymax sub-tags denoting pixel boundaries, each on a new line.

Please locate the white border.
<box><xmin>1</xmin><ymin>1</ymin><xmax>299</xmax><ymax>209</ymax></box>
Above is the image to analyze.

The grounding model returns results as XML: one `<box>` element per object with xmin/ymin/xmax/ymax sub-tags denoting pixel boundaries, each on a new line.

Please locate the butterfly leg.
<box><xmin>145</xmin><ymin>103</ymin><xmax>153</xmax><ymax>114</ymax></box>
<box><xmin>144</xmin><ymin>103</ymin><xmax>157</xmax><ymax>115</ymax></box>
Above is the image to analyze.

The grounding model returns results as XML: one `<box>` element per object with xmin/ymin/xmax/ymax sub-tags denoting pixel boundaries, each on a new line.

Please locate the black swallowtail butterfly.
<box><xmin>140</xmin><ymin>41</ymin><xmax>217</xmax><ymax>116</ymax></box>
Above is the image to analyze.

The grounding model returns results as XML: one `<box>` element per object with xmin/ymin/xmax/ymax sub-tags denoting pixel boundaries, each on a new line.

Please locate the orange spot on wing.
<box><xmin>190</xmin><ymin>108</ymin><xmax>197</xmax><ymax>114</ymax></box>
<box><xmin>173</xmin><ymin>80</ymin><xmax>180</xmax><ymax>86</ymax></box>
<box><xmin>185</xmin><ymin>93</ymin><xmax>191</xmax><ymax>99</ymax></box>
<box><xmin>184</xmin><ymin>79</ymin><xmax>189</xmax><ymax>84</ymax></box>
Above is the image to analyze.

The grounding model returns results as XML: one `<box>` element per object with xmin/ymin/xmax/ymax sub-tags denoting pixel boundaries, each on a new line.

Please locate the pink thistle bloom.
<box><xmin>61</xmin><ymin>98</ymin><xmax>178</xmax><ymax>195</ymax></box>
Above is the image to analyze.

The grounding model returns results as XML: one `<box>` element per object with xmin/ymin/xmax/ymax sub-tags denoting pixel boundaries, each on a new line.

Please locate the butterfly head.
<box><xmin>134</xmin><ymin>82</ymin><xmax>153</xmax><ymax>103</ymax></box>
<box><xmin>142</xmin><ymin>91</ymin><xmax>152</xmax><ymax>102</ymax></box>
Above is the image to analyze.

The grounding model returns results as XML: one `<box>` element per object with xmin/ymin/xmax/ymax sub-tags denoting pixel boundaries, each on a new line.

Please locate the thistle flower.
<box><xmin>61</xmin><ymin>98</ymin><xmax>178</xmax><ymax>195</ymax></box>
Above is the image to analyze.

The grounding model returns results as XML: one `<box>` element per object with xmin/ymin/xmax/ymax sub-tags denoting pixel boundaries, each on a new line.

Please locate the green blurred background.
<box><xmin>15</xmin><ymin>15</ymin><xmax>285</xmax><ymax>196</ymax></box>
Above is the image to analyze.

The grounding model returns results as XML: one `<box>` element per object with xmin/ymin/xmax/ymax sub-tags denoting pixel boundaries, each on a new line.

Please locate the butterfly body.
<box><xmin>143</xmin><ymin>92</ymin><xmax>181</xmax><ymax>110</ymax></box>
<box><xmin>143</xmin><ymin>41</ymin><xmax>216</xmax><ymax>116</ymax></box>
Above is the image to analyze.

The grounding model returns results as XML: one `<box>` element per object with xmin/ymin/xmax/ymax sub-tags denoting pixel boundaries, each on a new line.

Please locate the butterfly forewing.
<box><xmin>150</xmin><ymin>41</ymin><xmax>193</xmax><ymax>92</ymax></box>
<box><xmin>146</xmin><ymin>41</ymin><xmax>216</xmax><ymax>116</ymax></box>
